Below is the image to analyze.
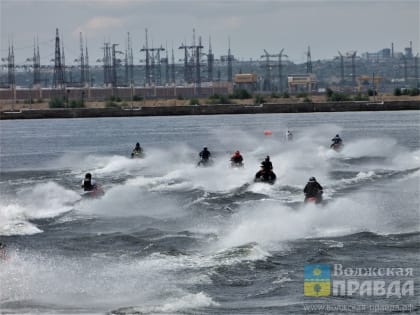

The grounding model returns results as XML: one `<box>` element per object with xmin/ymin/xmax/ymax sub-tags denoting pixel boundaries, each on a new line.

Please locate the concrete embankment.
<box><xmin>1</xmin><ymin>101</ymin><xmax>419</xmax><ymax>120</ymax></box>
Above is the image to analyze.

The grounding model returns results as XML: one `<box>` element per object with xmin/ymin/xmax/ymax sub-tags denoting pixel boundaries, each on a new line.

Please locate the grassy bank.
<box><xmin>1</xmin><ymin>93</ymin><xmax>420</xmax><ymax>112</ymax></box>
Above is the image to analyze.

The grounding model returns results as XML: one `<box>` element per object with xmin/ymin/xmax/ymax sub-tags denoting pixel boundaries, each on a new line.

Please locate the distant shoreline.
<box><xmin>1</xmin><ymin>100</ymin><xmax>419</xmax><ymax>120</ymax></box>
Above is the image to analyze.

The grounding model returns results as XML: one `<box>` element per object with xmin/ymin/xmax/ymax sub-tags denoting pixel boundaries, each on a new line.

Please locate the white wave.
<box><xmin>76</xmin><ymin>182</ymin><xmax>187</xmax><ymax>219</ymax></box>
<box><xmin>0</xmin><ymin>182</ymin><xmax>80</xmax><ymax>236</ymax></box>
<box><xmin>143</xmin><ymin>243</ymin><xmax>269</xmax><ymax>273</ymax></box>
<box><xmin>335</xmin><ymin>171</ymin><xmax>377</xmax><ymax>188</ymax></box>
<box><xmin>319</xmin><ymin>240</ymin><xmax>344</xmax><ymax>248</ymax></box>
<box><xmin>0</xmin><ymin>249</ymin><xmax>220</xmax><ymax>312</ymax></box>
<box><xmin>340</xmin><ymin>138</ymin><xmax>399</xmax><ymax>158</ymax></box>
<box><xmin>216</xmin><ymin>184</ymin><xmax>420</xmax><ymax>250</ymax></box>
<box><xmin>272</xmin><ymin>275</ymin><xmax>292</xmax><ymax>285</ymax></box>
<box><xmin>392</xmin><ymin>148</ymin><xmax>420</xmax><ymax>170</ymax></box>
<box><xmin>0</xmin><ymin>215</ymin><xmax>42</xmax><ymax>236</ymax></box>
<box><xmin>133</xmin><ymin>292</ymin><xmax>218</xmax><ymax>314</ymax></box>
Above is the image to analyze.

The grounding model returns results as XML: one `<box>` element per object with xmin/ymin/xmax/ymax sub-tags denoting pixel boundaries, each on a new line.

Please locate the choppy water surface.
<box><xmin>1</xmin><ymin>111</ymin><xmax>419</xmax><ymax>314</ymax></box>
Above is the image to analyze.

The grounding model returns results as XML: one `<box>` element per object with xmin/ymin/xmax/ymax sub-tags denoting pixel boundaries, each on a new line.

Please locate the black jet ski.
<box><xmin>254</xmin><ymin>169</ymin><xmax>276</xmax><ymax>184</ymax></box>
<box><xmin>330</xmin><ymin>142</ymin><xmax>343</xmax><ymax>152</ymax></box>
<box><xmin>131</xmin><ymin>151</ymin><xmax>145</xmax><ymax>159</ymax></box>
<box><xmin>197</xmin><ymin>158</ymin><xmax>213</xmax><ymax>167</ymax></box>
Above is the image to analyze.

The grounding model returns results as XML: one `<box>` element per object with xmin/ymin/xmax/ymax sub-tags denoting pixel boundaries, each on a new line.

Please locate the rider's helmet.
<box><xmin>235</xmin><ymin>150</ymin><xmax>240</xmax><ymax>155</ymax></box>
<box><xmin>85</xmin><ymin>173</ymin><xmax>92</xmax><ymax>179</ymax></box>
<box><xmin>309</xmin><ymin>176</ymin><xmax>316</xmax><ymax>182</ymax></box>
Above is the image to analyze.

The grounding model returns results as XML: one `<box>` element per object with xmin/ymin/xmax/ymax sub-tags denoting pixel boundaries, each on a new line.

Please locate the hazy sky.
<box><xmin>1</xmin><ymin>0</ymin><xmax>419</xmax><ymax>65</ymax></box>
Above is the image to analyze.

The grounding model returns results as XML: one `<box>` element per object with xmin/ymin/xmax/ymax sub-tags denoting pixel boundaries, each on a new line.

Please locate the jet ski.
<box><xmin>254</xmin><ymin>169</ymin><xmax>276</xmax><ymax>184</ymax></box>
<box><xmin>231</xmin><ymin>161</ymin><xmax>244</xmax><ymax>168</ymax></box>
<box><xmin>81</xmin><ymin>185</ymin><xmax>104</xmax><ymax>198</ymax></box>
<box><xmin>330</xmin><ymin>142</ymin><xmax>343</xmax><ymax>152</ymax></box>
<box><xmin>304</xmin><ymin>192</ymin><xmax>323</xmax><ymax>204</ymax></box>
<box><xmin>197</xmin><ymin>158</ymin><xmax>213</xmax><ymax>167</ymax></box>
<box><xmin>131</xmin><ymin>151</ymin><xmax>145</xmax><ymax>159</ymax></box>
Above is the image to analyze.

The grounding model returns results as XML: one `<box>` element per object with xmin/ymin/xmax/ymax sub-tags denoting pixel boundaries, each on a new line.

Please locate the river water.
<box><xmin>0</xmin><ymin>111</ymin><xmax>419</xmax><ymax>314</ymax></box>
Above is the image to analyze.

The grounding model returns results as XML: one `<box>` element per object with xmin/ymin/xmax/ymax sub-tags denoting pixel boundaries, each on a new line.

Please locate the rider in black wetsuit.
<box><xmin>255</xmin><ymin>156</ymin><xmax>276</xmax><ymax>182</ymax></box>
<box><xmin>199</xmin><ymin>147</ymin><xmax>211</xmax><ymax>162</ymax></box>
<box><xmin>303</xmin><ymin>177</ymin><xmax>323</xmax><ymax>203</ymax></box>
<box><xmin>131</xmin><ymin>142</ymin><xmax>143</xmax><ymax>157</ymax></box>
<box><xmin>330</xmin><ymin>134</ymin><xmax>343</xmax><ymax>149</ymax></box>
<box><xmin>81</xmin><ymin>173</ymin><xmax>97</xmax><ymax>192</ymax></box>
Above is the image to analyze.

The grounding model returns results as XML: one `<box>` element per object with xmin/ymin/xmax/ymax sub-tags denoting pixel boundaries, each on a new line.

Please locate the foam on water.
<box><xmin>0</xmin><ymin>182</ymin><xmax>80</xmax><ymax>235</ymax></box>
<box><xmin>216</xmin><ymin>183</ymin><xmax>419</xmax><ymax>251</ymax></box>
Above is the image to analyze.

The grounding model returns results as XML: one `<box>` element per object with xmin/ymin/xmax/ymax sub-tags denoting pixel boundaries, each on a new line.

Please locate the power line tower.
<box><xmin>207</xmin><ymin>36</ymin><xmax>214</xmax><ymax>82</ymax></box>
<box><xmin>124</xmin><ymin>32</ymin><xmax>134</xmax><ymax>86</ymax></box>
<box><xmin>61</xmin><ymin>39</ymin><xmax>67</xmax><ymax>84</ymax></box>
<box><xmin>260</xmin><ymin>49</ymin><xmax>287</xmax><ymax>92</ymax></box>
<box><xmin>27</xmin><ymin>38</ymin><xmax>41</xmax><ymax>86</ymax></box>
<box><xmin>52</xmin><ymin>28</ymin><xmax>64</xmax><ymax>88</ymax></box>
<box><xmin>227</xmin><ymin>37</ymin><xmax>233</xmax><ymax>82</ymax></box>
<box><xmin>7</xmin><ymin>42</ymin><xmax>15</xmax><ymax>87</ymax></box>
<box><xmin>164</xmin><ymin>44</ymin><xmax>169</xmax><ymax>85</ymax></box>
<box><xmin>124</xmin><ymin>45</ymin><xmax>129</xmax><ymax>86</ymax></box>
<box><xmin>338</xmin><ymin>51</ymin><xmax>345</xmax><ymax>85</ymax></box>
<box><xmin>261</xmin><ymin>49</ymin><xmax>272</xmax><ymax>91</ymax></box>
<box><xmin>306</xmin><ymin>46</ymin><xmax>312</xmax><ymax>74</ymax></box>
<box><xmin>402</xmin><ymin>55</ymin><xmax>408</xmax><ymax>84</ymax></box>
<box><xmin>32</xmin><ymin>38</ymin><xmax>41</xmax><ymax>86</ymax></box>
<box><xmin>150</xmin><ymin>46</ymin><xmax>165</xmax><ymax>86</ymax></box>
<box><xmin>129</xmin><ymin>34</ymin><xmax>134</xmax><ymax>85</ymax></box>
<box><xmin>79</xmin><ymin>32</ymin><xmax>85</xmax><ymax>86</ymax></box>
<box><xmin>195</xmin><ymin>36</ymin><xmax>203</xmax><ymax>92</ymax></box>
<box><xmin>102</xmin><ymin>42</ymin><xmax>112</xmax><ymax>86</ymax></box>
<box><xmin>277</xmin><ymin>49</ymin><xmax>287</xmax><ymax>93</ymax></box>
<box><xmin>187</xmin><ymin>31</ymin><xmax>204</xmax><ymax>92</ymax></box>
<box><xmin>111</xmin><ymin>43</ymin><xmax>123</xmax><ymax>87</ymax></box>
<box><xmin>85</xmin><ymin>39</ymin><xmax>90</xmax><ymax>86</ymax></box>
<box><xmin>140</xmin><ymin>28</ymin><xmax>151</xmax><ymax>86</ymax></box>
<box><xmin>171</xmin><ymin>47</ymin><xmax>176</xmax><ymax>84</ymax></box>
<box><xmin>179</xmin><ymin>42</ymin><xmax>190</xmax><ymax>83</ymax></box>
<box><xmin>349</xmin><ymin>51</ymin><xmax>357</xmax><ymax>85</ymax></box>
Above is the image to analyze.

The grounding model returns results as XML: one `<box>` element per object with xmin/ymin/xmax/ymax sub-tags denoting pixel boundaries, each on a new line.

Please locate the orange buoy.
<box><xmin>264</xmin><ymin>130</ymin><xmax>272</xmax><ymax>136</ymax></box>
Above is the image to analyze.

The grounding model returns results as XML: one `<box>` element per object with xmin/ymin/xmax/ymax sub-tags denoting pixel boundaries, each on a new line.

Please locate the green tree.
<box><xmin>326</xmin><ymin>88</ymin><xmax>334</xmax><ymax>98</ymax></box>
<box><xmin>69</xmin><ymin>100</ymin><xmax>85</xmax><ymax>108</ymax></box>
<box><xmin>409</xmin><ymin>88</ymin><xmax>419</xmax><ymax>96</ymax></box>
<box><xmin>189</xmin><ymin>98</ymin><xmax>200</xmax><ymax>105</ymax></box>
<box><xmin>230</xmin><ymin>89</ymin><xmax>252</xmax><ymax>99</ymax></box>
<box><xmin>367</xmin><ymin>89</ymin><xmax>377</xmax><ymax>96</ymax></box>
<box><xmin>218</xmin><ymin>95</ymin><xmax>231</xmax><ymax>104</ymax></box>
<box><xmin>353</xmin><ymin>93</ymin><xmax>369</xmax><ymax>101</ymax></box>
<box><xmin>49</xmin><ymin>97</ymin><xmax>65</xmax><ymax>108</ymax></box>
<box><xmin>328</xmin><ymin>92</ymin><xmax>350</xmax><ymax>102</ymax></box>
<box><xmin>254</xmin><ymin>94</ymin><xmax>265</xmax><ymax>104</ymax></box>
<box><xmin>394</xmin><ymin>88</ymin><xmax>401</xmax><ymax>96</ymax></box>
